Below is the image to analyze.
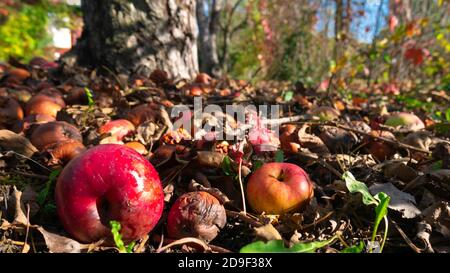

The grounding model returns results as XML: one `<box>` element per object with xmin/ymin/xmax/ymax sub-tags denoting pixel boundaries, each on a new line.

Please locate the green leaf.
<box><xmin>373</xmin><ymin>192</ymin><xmax>390</xmax><ymax>236</ymax></box>
<box><xmin>110</xmin><ymin>220</ymin><xmax>134</xmax><ymax>253</ymax></box>
<box><xmin>274</xmin><ymin>150</ymin><xmax>284</xmax><ymax>163</ymax></box>
<box><xmin>341</xmin><ymin>242</ymin><xmax>364</xmax><ymax>253</ymax></box>
<box><xmin>283</xmin><ymin>90</ymin><xmax>294</xmax><ymax>102</ymax></box>
<box><xmin>37</xmin><ymin>169</ymin><xmax>61</xmax><ymax>205</ymax></box>
<box><xmin>84</xmin><ymin>88</ymin><xmax>95</xmax><ymax>107</ymax></box>
<box><xmin>369</xmin><ymin>192</ymin><xmax>390</xmax><ymax>253</ymax></box>
<box><xmin>253</xmin><ymin>160</ymin><xmax>263</xmax><ymax>171</ymax></box>
<box><xmin>240</xmin><ymin>236</ymin><xmax>337</xmax><ymax>253</ymax></box>
<box><xmin>445</xmin><ymin>108</ymin><xmax>450</xmax><ymax>122</ymax></box>
<box><xmin>221</xmin><ymin>156</ymin><xmax>234</xmax><ymax>176</ymax></box>
<box><xmin>342</xmin><ymin>171</ymin><xmax>378</xmax><ymax>206</ymax></box>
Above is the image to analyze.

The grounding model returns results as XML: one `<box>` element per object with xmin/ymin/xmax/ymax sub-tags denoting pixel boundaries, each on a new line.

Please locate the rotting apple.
<box><xmin>309</xmin><ymin>106</ymin><xmax>341</xmax><ymax>121</ymax></box>
<box><xmin>126</xmin><ymin>104</ymin><xmax>159</xmax><ymax>126</ymax></box>
<box><xmin>195</xmin><ymin>73</ymin><xmax>212</xmax><ymax>85</ymax></box>
<box><xmin>246</xmin><ymin>162</ymin><xmax>314</xmax><ymax>214</ymax></box>
<box><xmin>30</xmin><ymin>121</ymin><xmax>82</xmax><ymax>151</ymax></box>
<box><xmin>167</xmin><ymin>191</ymin><xmax>226</xmax><ymax>242</ymax></box>
<box><xmin>364</xmin><ymin>130</ymin><xmax>397</xmax><ymax>161</ymax></box>
<box><xmin>384</xmin><ymin>112</ymin><xmax>425</xmax><ymax>131</ymax></box>
<box><xmin>55</xmin><ymin>144</ymin><xmax>164</xmax><ymax>243</ymax></box>
<box><xmin>25</xmin><ymin>92</ymin><xmax>65</xmax><ymax>118</ymax></box>
<box><xmin>47</xmin><ymin>140</ymin><xmax>86</xmax><ymax>165</ymax></box>
<box><xmin>0</xmin><ymin>96</ymin><xmax>23</xmax><ymax>128</ymax></box>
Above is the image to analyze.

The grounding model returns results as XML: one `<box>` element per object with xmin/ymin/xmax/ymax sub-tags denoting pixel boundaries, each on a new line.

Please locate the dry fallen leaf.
<box><xmin>369</xmin><ymin>182</ymin><xmax>421</xmax><ymax>219</ymax></box>
<box><xmin>254</xmin><ymin>223</ymin><xmax>283</xmax><ymax>242</ymax></box>
<box><xmin>197</xmin><ymin>151</ymin><xmax>226</xmax><ymax>168</ymax></box>
<box><xmin>422</xmin><ymin>201</ymin><xmax>450</xmax><ymax>239</ymax></box>
<box><xmin>0</xmin><ymin>130</ymin><xmax>38</xmax><ymax>157</ymax></box>
<box><xmin>36</xmin><ymin>227</ymin><xmax>87</xmax><ymax>253</ymax></box>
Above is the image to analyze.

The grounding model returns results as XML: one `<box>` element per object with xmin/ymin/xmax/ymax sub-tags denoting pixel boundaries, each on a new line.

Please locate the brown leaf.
<box><xmin>0</xmin><ymin>130</ymin><xmax>38</xmax><ymax>157</ymax></box>
<box><xmin>370</xmin><ymin>183</ymin><xmax>421</xmax><ymax>219</ymax></box>
<box><xmin>422</xmin><ymin>201</ymin><xmax>450</xmax><ymax>239</ymax></box>
<box><xmin>297</xmin><ymin>125</ymin><xmax>330</xmax><ymax>155</ymax></box>
<box><xmin>383</xmin><ymin>162</ymin><xmax>418</xmax><ymax>183</ymax></box>
<box><xmin>254</xmin><ymin>224</ymin><xmax>282</xmax><ymax>242</ymax></box>
<box><xmin>197</xmin><ymin>151</ymin><xmax>226</xmax><ymax>168</ymax></box>
<box><xmin>36</xmin><ymin>227</ymin><xmax>87</xmax><ymax>253</ymax></box>
<box><xmin>12</xmin><ymin>186</ymin><xmax>29</xmax><ymax>226</ymax></box>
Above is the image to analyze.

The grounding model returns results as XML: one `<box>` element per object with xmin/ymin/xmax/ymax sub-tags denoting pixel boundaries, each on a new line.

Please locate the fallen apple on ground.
<box><xmin>246</xmin><ymin>162</ymin><xmax>314</xmax><ymax>214</ymax></box>
<box><xmin>167</xmin><ymin>191</ymin><xmax>226</xmax><ymax>242</ymax></box>
<box><xmin>55</xmin><ymin>144</ymin><xmax>164</xmax><ymax>243</ymax></box>
<box><xmin>384</xmin><ymin>112</ymin><xmax>425</xmax><ymax>131</ymax></box>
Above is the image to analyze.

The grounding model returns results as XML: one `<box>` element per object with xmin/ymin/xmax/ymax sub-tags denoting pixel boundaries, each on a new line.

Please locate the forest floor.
<box><xmin>0</xmin><ymin>61</ymin><xmax>449</xmax><ymax>253</ymax></box>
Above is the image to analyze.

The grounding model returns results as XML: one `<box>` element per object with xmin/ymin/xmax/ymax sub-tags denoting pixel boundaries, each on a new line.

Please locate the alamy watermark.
<box><xmin>168</xmin><ymin>97</ymin><xmax>281</xmax><ymax>152</ymax></box>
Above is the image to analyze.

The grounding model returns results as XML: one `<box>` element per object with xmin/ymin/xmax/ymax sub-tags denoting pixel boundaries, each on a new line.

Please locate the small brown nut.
<box><xmin>167</xmin><ymin>191</ymin><xmax>227</xmax><ymax>242</ymax></box>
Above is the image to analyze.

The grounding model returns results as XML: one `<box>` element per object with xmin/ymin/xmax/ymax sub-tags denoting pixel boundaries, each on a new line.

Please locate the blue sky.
<box><xmin>317</xmin><ymin>0</ymin><xmax>389</xmax><ymax>43</ymax></box>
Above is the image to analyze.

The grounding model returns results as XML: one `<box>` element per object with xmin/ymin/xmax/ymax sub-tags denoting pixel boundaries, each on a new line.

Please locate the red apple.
<box><xmin>55</xmin><ymin>144</ymin><xmax>164</xmax><ymax>243</ymax></box>
<box><xmin>98</xmin><ymin>119</ymin><xmax>135</xmax><ymax>142</ymax></box>
<box><xmin>246</xmin><ymin>163</ymin><xmax>314</xmax><ymax>214</ymax></box>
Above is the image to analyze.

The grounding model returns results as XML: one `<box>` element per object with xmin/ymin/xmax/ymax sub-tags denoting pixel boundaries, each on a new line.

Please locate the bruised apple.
<box><xmin>246</xmin><ymin>163</ymin><xmax>314</xmax><ymax>214</ymax></box>
<box><xmin>55</xmin><ymin>144</ymin><xmax>164</xmax><ymax>243</ymax></box>
<box><xmin>167</xmin><ymin>191</ymin><xmax>226</xmax><ymax>242</ymax></box>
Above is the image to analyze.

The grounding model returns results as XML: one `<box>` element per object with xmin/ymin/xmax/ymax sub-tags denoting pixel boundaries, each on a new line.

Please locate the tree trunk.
<box><xmin>62</xmin><ymin>0</ymin><xmax>199</xmax><ymax>80</ymax></box>
<box><xmin>334</xmin><ymin>0</ymin><xmax>344</xmax><ymax>61</ymax></box>
<box><xmin>196</xmin><ymin>0</ymin><xmax>222</xmax><ymax>77</ymax></box>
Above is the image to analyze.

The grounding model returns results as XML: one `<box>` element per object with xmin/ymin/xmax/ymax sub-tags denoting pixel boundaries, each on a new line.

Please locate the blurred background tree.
<box><xmin>0</xmin><ymin>0</ymin><xmax>81</xmax><ymax>62</ymax></box>
<box><xmin>0</xmin><ymin>0</ymin><xmax>448</xmax><ymax>92</ymax></box>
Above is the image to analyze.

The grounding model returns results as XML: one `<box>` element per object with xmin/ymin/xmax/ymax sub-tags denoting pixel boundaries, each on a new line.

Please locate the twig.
<box><xmin>12</xmin><ymin>152</ymin><xmax>51</xmax><ymax>172</ymax></box>
<box><xmin>153</xmin><ymin>235</ymin><xmax>231</xmax><ymax>253</ymax></box>
<box><xmin>226</xmin><ymin>210</ymin><xmax>263</xmax><ymax>227</ymax></box>
<box><xmin>328</xmin><ymin>122</ymin><xmax>432</xmax><ymax>155</ymax></box>
<box><xmin>12</xmin><ymin>171</ymin><xmax>48</xmax><ymax>180</ymax></box>
<box><xmin>22</xmin><ymin>204</ymin><xmax>30</xmax><ymax>253</ymax></box>
<box><xmin>134</xmin><ymin>235</ymin><xmax>149</xmax><ymax>253</ymax></box>
<box><xmin>392</xmin><ymin>220</ymin><xmax>421</xmax><ymax>253</ymax></box>
<box><xmin>298</xmin><ymin>211</ymin><xmax>334</xmax><ymax>231</ymax></box>
<box><xmin>156</xmin><ymin>237</ymin><xmax>210</xmax><ymax>253</ymax></box>
<box><xmin>237</xmin><ymin>159</ymin><xmax>247</xmax><ymax>215</ymax></box>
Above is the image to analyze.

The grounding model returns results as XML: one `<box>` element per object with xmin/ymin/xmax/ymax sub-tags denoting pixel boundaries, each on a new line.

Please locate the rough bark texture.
<box><xmin>196</xmin><ymin>0</ymin><xmax>222</xmax><ymax>77</ymax></box>
<box><xmin>63</xmin><ymin>0</ymin><xmax>199</xmax><ymax>80</ymax></box>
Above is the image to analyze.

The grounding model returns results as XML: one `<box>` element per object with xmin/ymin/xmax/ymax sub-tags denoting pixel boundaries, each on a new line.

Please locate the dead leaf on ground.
<box><xmin>36</xmin><ymin>227</ymin><xmax>87</xmax><ymax>253</ymax></box>
<box><xmin>421</xmin><ymin>201</ymin><xmax>450</xmax><ymax>239</ymax></box>
<box><xmin>369</xmin><ymin>182</ymin><xmax>421</xmax><ymax>219</ymax></box>
<box><xmin>254</xmin><ymin>224</ymin><xmax>282</xmax><ymax>242</ymax></box>
<box><xmin>0</xmin><ymin>130</ymin><xmax>38</xmax><ymax>157</ymax></box>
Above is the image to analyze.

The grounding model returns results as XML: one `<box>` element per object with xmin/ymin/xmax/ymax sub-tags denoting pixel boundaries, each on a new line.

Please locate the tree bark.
<box><xmin>62</xmin><ymin>0</ymin><xmax>199</xmax><ymax>80</ymax></box>
<box><xmin>196</xmin><ymin>0</ymin><xmax>222</xmax><ymax>77</ymax></box>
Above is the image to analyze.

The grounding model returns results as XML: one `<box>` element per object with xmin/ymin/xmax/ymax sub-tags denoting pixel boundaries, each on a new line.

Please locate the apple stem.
<box><xmin>238</xmin><ymin>159</ymin><xmax>247</xmax><ymax>215</ymax></box>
